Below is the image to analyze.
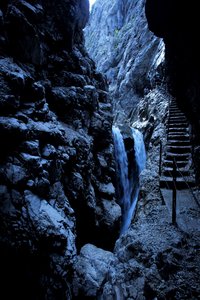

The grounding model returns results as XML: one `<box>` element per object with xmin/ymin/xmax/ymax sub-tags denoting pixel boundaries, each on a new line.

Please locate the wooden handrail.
<box><xmin>159</xmin><ymin>140</ymin><xmax>162</xmax><ymax>177</ymax></box>
<box><xmin>172</xmin><ymin>158</ymin><xmax>177</xmax><ymax>225</ymax></box>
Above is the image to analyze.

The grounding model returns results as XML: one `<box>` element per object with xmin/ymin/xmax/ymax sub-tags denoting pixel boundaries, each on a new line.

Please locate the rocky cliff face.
<box><xmin>0</xmin><ymin>0</ymin><xmax>121</xmax><ymax>298</ymax></box>
<box><xmin>145</xmin><ymin>0</ymin><xmax>200</xmax><ymax>183</ymax></box>
<box><xmin>85</xmin><ymin>0</ymin><xmax>165</xmax><ymax>120</ymax></box>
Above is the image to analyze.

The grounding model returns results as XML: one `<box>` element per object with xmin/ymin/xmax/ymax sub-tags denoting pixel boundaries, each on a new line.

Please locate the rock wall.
<box><xmin>85</xmin><ymin>0</ymin><xmax>165</xmax><ymax>120</ymax></box>
<box><xmin>0</xmin><ymin>0</ymin><xmax>121</xmax><ymax>298</ymax></box>
<box><xmin>145</xmin><ymin>0</ymin><xmax>200</xmax><ymax>183</ymax></box>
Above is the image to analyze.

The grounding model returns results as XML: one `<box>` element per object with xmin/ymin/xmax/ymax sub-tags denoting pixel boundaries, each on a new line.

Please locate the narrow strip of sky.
<box><xmin>89</xmin><ymin>0</ymin><xmax>96</xmax><ymax>10</ymax></box>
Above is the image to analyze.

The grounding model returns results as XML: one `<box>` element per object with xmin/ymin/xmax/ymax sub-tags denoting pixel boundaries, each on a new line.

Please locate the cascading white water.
<box><xmin>112</xmin><ymin>126</ymin><xmax>146</xmax><ymax>235</ymax></box>
<box><xmin>132</xmin><ymin>128</ymin><xmax>146</xmax><ymax>173</ymax></box>
<box><xmin>112</xmin><ymin>127</ymin><xmax>130</xmax><ymax>220</ymax></box>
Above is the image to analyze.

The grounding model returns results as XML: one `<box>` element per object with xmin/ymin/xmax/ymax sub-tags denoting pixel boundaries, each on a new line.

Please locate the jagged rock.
<box><xmin>131</xmin><ymin>88</ymin><xmax>169</xmax><ymax>148</ymax></box>
<box><xmin>0</xmin><ymin>1</ymin><xmax>119</xmax><ymax>298</ymax></box>
<box><xmin>90</xmin><ymin>110</ymin><xmax>113</xmax><ymax>148</ymax></box>
<box><xmin>73</xmin><ymin>244</ymin><xmax>116</xmax><ymax>297</ymax></box>
<box><xmin>34</xmin><ymin>177</ymin><xmax>51</xmax><ymax>197</ymax></box>
<box><xmin>49</xmin><ymin>181</ymin><xmax>74</xmax><ymax>217</ymax></box>
<box><xmin>84</xmin><ymin>84</ymin><xmax>98</xmax><ymax>109</ymax></box>
<box><xmin>42</xmin><ymin>144</ymin><xmax>57</xmax><ymax>158</ymax></box>
<box><xmin>101</xmin><ymin>199</ymin><xmax>121</xmax><ymax>227</ymax></box>
<box><xmin>16</xmin><ymin>1</ymin><xmax>44</xmax><ymax>23</ymax></box>
<box><xmin>194</xmin><ymin>146</ymin><xmax>200</xmax><ymax>183</ymax></box>
<box><xmin>0</xmin><ymin>9</ymin><xmax>3</xmax><ymax>25</ymax></box>
<box><xmin>0</xmin><ymin>163</ymin><xmax>28</xmax><ymax>186</ymax></box>
<box><xmin>6</xmin><ymin>5</ymin><xmax>44</xmax><ymax>64</ymax></box>
<box><xmin>155</xmin><ymin>248</ymin><xmax>181</xmax><ymax>280</ymax></box>
<box><xmin>98</xmin><ymin>182</ymin><xmax>115</xmax><ymax>199</ymax></box>
<box><xmin>21</xmin><ymin>140</ymin><xmax>40</xmax><ymax>156</ymax></box>
<box><xmin>25</xmin><ymin>191</ymin><xmax>75</xmax><ymax>245</ymax></box>
<box><xmin>0</xmin><ymin>185</ymin><xmax>16</xmax><ymax>214</ymax></box>
<box><xmin>50</xmin><ymin>87</ymin><xmax>78</xmax><ymax>110</ymax></box>
<box><xmin>97</xmin><ymin>153</ymin><xmax>108</xmax><ymax>168</ymax></box>
<box><xmin>85</xmin><ymin>0</ymin><xmax>164</xmax><ymax>121</ymax></box>
<box><xmin>32</xmin><ymin>81</ymin><xmax>45</xmax><ymax>100</ymax></box>
<box><xmin>0</xmin><ymin>57</ymin><xmax>33</xmax><ymax>89</ymax></box>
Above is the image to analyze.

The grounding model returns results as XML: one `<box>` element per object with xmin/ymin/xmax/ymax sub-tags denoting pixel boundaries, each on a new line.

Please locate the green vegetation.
<box><xmin>114</xmin><ymin>28</ymin><xmax>120</xmax><ymax>36</ymax></box>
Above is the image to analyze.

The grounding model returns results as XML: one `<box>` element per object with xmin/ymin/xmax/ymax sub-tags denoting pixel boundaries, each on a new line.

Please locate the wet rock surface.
<box><xmin>0</xmin><ymin>0</ymin><xmax>121</xmax><ymax>298</ymax></box>
<box><xmin>130</xmin><ymin>87</ymin><xmax>169</xmax><ymax>149</ymax></box>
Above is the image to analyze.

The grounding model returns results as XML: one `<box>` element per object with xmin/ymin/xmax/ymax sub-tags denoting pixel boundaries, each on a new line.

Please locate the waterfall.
<box><xmin>131</xmin><ymin>128</ymin><xmax>146</xmax><ymax>173</ymax></box>
<box><xmin>112</xmin><ymin>126</ymin><xmax>146</xmax><ymax>235</ymax></box>
<box><xmin>112</xmin><ymin>127</ymin><xmax>130</xmax><ymax>223</ymax></box>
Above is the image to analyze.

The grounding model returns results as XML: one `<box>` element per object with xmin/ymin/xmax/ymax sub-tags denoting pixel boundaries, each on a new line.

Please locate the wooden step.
<box><xmin>169</xmin><ymin>109</ymin><xmax>182</xmax><ymax>113</ymax></box>
<box><xmin>169</xmin><ymin>117</ymin><xmax>187</xmax><ymax>122</ymax></box>
<box><xmin>169</xmin><ymin>114</ymin><xmax>187</xmax><ymax>118</ymax></box>
<box><xmin>169</xmin><ymin>111</ymin><xmax>185</xmax><ymax>116</ymax></box>
<box><xmin>169</xmin><ymin>122</ymin><xmax>188</xmax><ymax>127</ymax></box>
<box><xmin>170</xmin><ymin>106</ymin><xmax>180</xmax><ymax>109</ymax></box>
<box><xmin>167</xmin><ymin>140</ymin><xmax>191</xmax><ymax>146</ymax></box>
<box><xmin>161</xmin><ymin>101</ymin><xmax>195</xmax><ymax>190</ymax></box>
<box><xmin>163</xmin><ymin>167</ymin><xmax>190</xmax><ymax>177</ymax></box>
<box><xmin>169</xmin><ymin>118</ymin><xmax>188</xmax><ymax>123</ymax></box>
<box><xmin>169</xmin><ymin>107</ymin><xmax>181</xmax><ymax>111</ymax></box>
<box><xmin>163</xmin><ymin>160</ymin><xmax>188</xmax><ymax>168</ymax></box>
<box><xmin>168</xmin><ymin>133</ymin><xmax>190</xmax><ymax>140</ymax></box>
<box><xmin>166</xmin><ymin>145</ymin><xmax>191</xmax><ymax>154</ymax></box>
<box><xmin>168</xmin><ymin>123</ymin><xmax>188</xmax><ymax>128</ymax></box>
<box><xmin>168</xmin><ymin>128</ymin><xmax>189</xmax><ymax>133</ymax></box>
<box><xmin>165</xmin><ymin>152</ymin><xmax>190</xmax><ymax>161</ymax></box>
<box><xmin>160</xmin><ymin>176</ymin><xmax>195</xmax><ymax>189</ymax></box>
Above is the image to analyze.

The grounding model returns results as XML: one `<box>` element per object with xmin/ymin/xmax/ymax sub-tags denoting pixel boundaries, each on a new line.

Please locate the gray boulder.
<box><xmin>73</xmin><ymin>243</ymin><xmax>116</xmax><ymax>297</ymax></box>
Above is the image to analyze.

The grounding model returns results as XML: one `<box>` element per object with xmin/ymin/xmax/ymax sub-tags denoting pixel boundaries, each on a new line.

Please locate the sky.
<box><xmin>89</xmin><ymin>0</ymin><xmax>96</xmax><ymax>10</ymax></box>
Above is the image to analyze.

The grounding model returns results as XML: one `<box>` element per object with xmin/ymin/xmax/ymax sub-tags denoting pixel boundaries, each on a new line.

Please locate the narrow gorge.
<box><xmin>0</xmin><ymin>0</ymin><xmax>200</xmax><ymax>299</ymax></box>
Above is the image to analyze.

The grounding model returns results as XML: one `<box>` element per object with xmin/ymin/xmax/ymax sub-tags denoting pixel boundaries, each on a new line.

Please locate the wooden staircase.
<box><xmin>160</xmin><ymin>99</ymin><xmax>195</xmax><ymax>189</ymax></box>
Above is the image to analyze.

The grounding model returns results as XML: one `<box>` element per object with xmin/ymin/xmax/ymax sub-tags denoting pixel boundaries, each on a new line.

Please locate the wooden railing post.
<box><xmin>167</xmin><ymin>99</ymin><xmax>170</xmax><ymax>140</ymax></box>
<box><xmin>172</xmin><ymin>158</ymin><xmax>177</xmax><ymax>225</ymax></box>
<box><xmin>159</xmin><ymin>140</ymin><xmax>165</xmax><ymax>205</ymax></box>
<box><xmin>159</xmin><ymin>141</ymin><xmax>162</xmax><ymax>177</ymax></box>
